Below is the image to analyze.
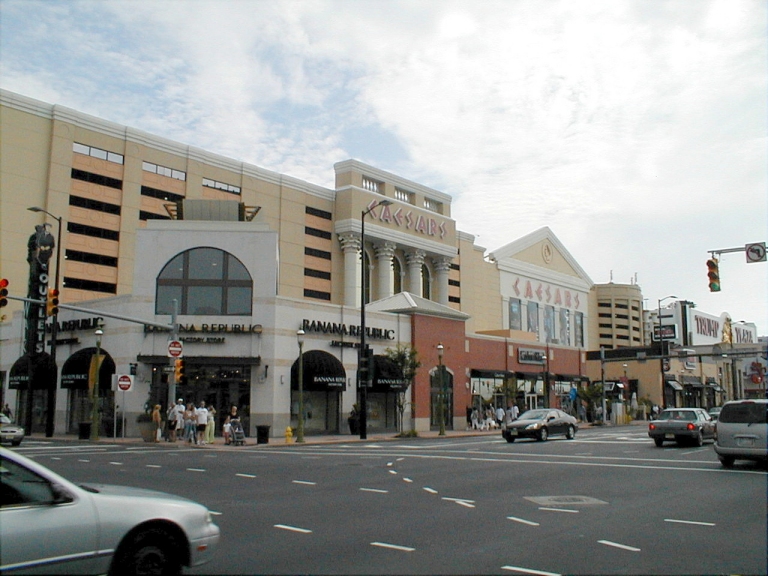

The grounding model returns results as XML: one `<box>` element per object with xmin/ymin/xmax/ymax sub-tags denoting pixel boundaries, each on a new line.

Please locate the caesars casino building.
<box><xmin>1</xmin><ymin>90</ymin><xmax>594</xmax><ymax>438</ymax></box>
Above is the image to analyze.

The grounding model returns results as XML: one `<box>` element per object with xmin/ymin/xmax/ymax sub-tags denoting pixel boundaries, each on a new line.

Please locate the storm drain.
<box><xmin>525</xmin><ymin>495</ymin><xmax>608</xmax><ymax>506</ymax></box>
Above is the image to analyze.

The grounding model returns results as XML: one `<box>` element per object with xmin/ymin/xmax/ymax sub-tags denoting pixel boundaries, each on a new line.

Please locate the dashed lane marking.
<box><xmin>539</xmin><ymin>507</ymin><xmax>578</xmax><ymax>514</ymax></box>
<box><xmin>186</xmin><ymin>468</ymin><xmax>206</xmax><ymax>472</ymax></box>
<box><xmin>292</xmin><ymin>480</ymin><xmax>316</xmax><ymax>485</ymax></box>
<box><xmin>423</xmin><ymin>487</ymin><xmax>438</xmax><ymax>494</ymax></box>
<box><xmin>236</xmin><ymin>473</ymin><xmax>256</xmax><ymax>478</ymax></box>
<box><xmin>146</xmin><ymin>464</ymin><xmax>161</xmax><ymax>468</ymax></box>
<box><xmin>664</xmin><ymin>518</ymin><xmax>715</xmax><ymax>527</ymax></box>
<box><xmin>275</xmin><ymin>524</ymin><xmax>312</xmax><ymax>534</ymax></box>
<box><xmin>502</xmin><ymin>566</ymin><xmax>561</xmax><ymax>576</ymax></box>
<box><xmin>371</xmin><ymin>542</ymin><xmax>415</xmax><ymax>552</ymax></box>
<box><xmin>507</xmin><ymin>516</ymin><xmax>540</xmax><ymax>526</ymax></box>
<box><xmin>598</xmin><ymin>540</ymin><xmax>641</xmax><ymax>552</ymax></box>
<box><xmin>360</xmin><ymin>488</ymin><xmax>389</xmax><ymax>493</ymax></box>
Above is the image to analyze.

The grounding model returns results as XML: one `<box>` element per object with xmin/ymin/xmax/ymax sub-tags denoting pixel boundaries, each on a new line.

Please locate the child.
<box><xmin>223</xmin><ymin>419</ymin><xmax>232</xmax><ymax>445</ymax></box>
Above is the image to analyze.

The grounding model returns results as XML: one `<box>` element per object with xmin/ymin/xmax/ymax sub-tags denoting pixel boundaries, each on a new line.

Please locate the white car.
<box><xmin>0</xmin><ymin>414</ymin><xmax>24</xmax><ymax>446</ymax></box>
<box><xmin>0</xmin><ymin>447</ymin><xmax>219</xmax><ymax>574</ymax></box>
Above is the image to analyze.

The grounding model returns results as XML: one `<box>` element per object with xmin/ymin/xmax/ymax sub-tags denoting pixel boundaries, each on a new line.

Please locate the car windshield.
<box><xmin>518</xmin><ymin>410</ymin><xmax>548</xmax><ymax>420</ymax></box>
<box><xmin>719</xmin><ymin>402</ymin><xmax>768</xmax><ymax>424</ymax></box>
<box><xmin>659</xmin><ymin>410</ymin><xmax>695</xmax><ymax>421</ymax></box>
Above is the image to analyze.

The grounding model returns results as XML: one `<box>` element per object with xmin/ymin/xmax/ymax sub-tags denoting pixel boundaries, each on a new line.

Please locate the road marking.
<box><xmin>360</xmin><ymin>488</ymin><xmax>389</xmax><ymax>493</ymax></box>
<box><xmin>442</xmin><ymin>497</ymin><xmax>476</xmax><ymax>503</ymax></box>
<box><xmin>456</xmin><ymin>500</ymin><xmax>475</xmax><ymax>508</ymax></box>
<box><xmin>292</xmin><ymin>480</ymin><xmax>316</xmax><ymax>485</ymax></box>
<box><xmin>186</xmin><ymin>468</ymin><xmax>206</xmax><ymax>472</ymax></box>
<box><xmin>210</xmin><ymin>511</ymin><xmax>223</xmax><ymax>516</ymax></box>
<box><xmin>78</xmin><ymin>459</ymin><xmax>90</xmax><ymax>462</ymax></box>
<box><xmin>275</xmin><ymin>524</ymin><xmax>312</xmax><ymax>534</ymax></box>
<box><xmin>423</xmin><ymin>487</ymin><xmax>438</xmax><ymax>494</ymax></box>
<box><xmin>236</xmin><ymin>473</ymin><xmax>256</xmax><ymax>478</ymax></box>
<box><xmin>109</xmin><ymin>461</ymin><xmax>123</xmax><ymax>466</ymax></box>
<box><xmin>598</xmin><ymin>540</ymin><xmax>641</xmax><ymax>552</ymax></box>
<box><xmin>388</xmin><ymin>470</ymin><xmax>398</xmax><ymax>475</ymax></box>
<box><xmin>501</xmin><ymin>566</ymin><xmax>560</xmax><ymax>575</ymax></box>
<box><xmin>403</xmin><ymin>477</ymin><xmax>413</xmax><ymax>483</ymax></box>
<box><xmin>539</xmin><ymin>507</ymin><xmax>578</xmax><ymax>514</ymax></box>
<box><xmin>387</xmin><ymin>462</ymin><xmax>394</xmax><ymax>467</ymax></box>
<box><xmin>664</xmin><ymin>518</ymin><xmax>715</xmax><ymax>527</ymax></box>
<box><xmin>146</xmin><ymin>464</ymin><xmax>162</xmax><ymax>468</ymax></box>
<box><xmin>396</xmin><ymin>457</ymin><xmax>405</xmax><ymax>461</ymax></box>
<box><xmin>371</xmin><ymin>542</ymin><xmax>415</xmax><ymax>552</ymax></box>
<box><xmin>51</xmin><ymin>457</ymin><xmax>61</xmax><ymax>460</ymax></box>
<box><xmin>680</xmin><ymin>449</ymin><xmax>706</xmax><ymax>456</ymax></box>
<box><xmin>507</xmin><ymin>516</ymin><xmax>540</xmax><ymax>526</ymax></box>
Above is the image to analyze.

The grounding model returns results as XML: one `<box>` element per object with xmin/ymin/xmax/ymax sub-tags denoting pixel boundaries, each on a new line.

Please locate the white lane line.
<box><xmin>371</xmin><ymin>542</ymin><xmax>415</xmax><ymax>552</ymax></box>
<box><xmin>78</xmin><ymin>459</ymin><xmax>90</xmax><ymax>462</ymax></box>
<box><xmin>360</xmin><ymin>488</ymin><xmax>389</xmax><ymax>494</ymax></box>
<box><xmin>680</xmin><ymin>449</ymin><xmax>706</xmax><ymax>456</ymax></box>
<box><xmin>396</xmin><ymin>457</ymin><xmax>405</xmax><ymax>461</ymax></box>
<box><xmin>186</xmin><ymin>468</ymin><xmax>206</xmax><ymax>473</ymax></box>
<box><xmin>51</xmin><ymin>457</ymin><xmax>61</xmax><ymax>460</ymax></box>
<box><xmin>502</xmin><ymin>566</ymin><xmax>561</xmax><ymax>576</ymax></box>
<box><xmin>507</xmin><ymin>516</ymin><xmax>540</xmax><ymax>526</ymax></box>
<box><xmin>388</xmin><ymin>470</ymin><xmax>398</xmax><ymax>475</ymax></box>
<box><xmin>236</xmin><ymin>473</ymin><xmax>256</xmax><ymax>478</ymax></box>
<box><xmin>403</xmin><ymin>477</ymin><xmax>413</xmax><ymax>483</ymax></box>
<box><xmin>423</xmin><ymin>487</ymin><xmax>438</xmax><ymax>494</ymax></box>
<box><xmin>109</xmin><ymin>462</ymin><xmax>123</xmax><ymax>466</ymax></box>
<box><xmin>275</xmin><ymin>524</ymin><xmax>312</xmax><ymax>534</ymax></box>
<box><xmin>539</xmin><ymin>507</ymin><xmax>578</xmax><ymax>514</ymax></box>
<box><xmin>146</xmin><ymin>464</ymin><xmax>162</xmax><ymax>468</ymax></box>
<box><xmin>664</xmin><ymin>518</ymin><xmax>715</xmax><ymax>527</ymax></box>
<box><xmin>387</xmin><ymin>462</ymin><xmax>394</xmax><ymax>467</ymax></box>
<box><xmin>598</xmin><ymin>540</ymin><xmax>641</xmax><ymax>552</ymax></box>
<box><xmin>454</xmin><ymin>500</ymin><xmax>476</xmax><ymax>508</ymax></box>
<box><xmin>442</xmin><ymin>497</ymin><xmax>476</xmax><ymax>503</ymax></box>
<box><xmin>292</xmin><ymin>480</ymin><xmax>316</xmax><ymax>485</ymax></box>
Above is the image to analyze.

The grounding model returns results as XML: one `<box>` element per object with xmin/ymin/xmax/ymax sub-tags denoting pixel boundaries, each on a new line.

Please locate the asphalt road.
<box><xmin>13</xmin><ymin>428</ymin><xmax>768</xmax><ymax>575</ymax></box>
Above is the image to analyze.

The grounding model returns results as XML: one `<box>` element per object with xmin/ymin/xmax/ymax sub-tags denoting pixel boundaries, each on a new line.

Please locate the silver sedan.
<box><xmin>0</xmin><ymin>414</ymin><xmax>24</xmax><ymax>446</ymax></box>
<box><xmin>0</xmin><ymin>447</ymin><xmax>220</xmax><ymax>575</ymax></box>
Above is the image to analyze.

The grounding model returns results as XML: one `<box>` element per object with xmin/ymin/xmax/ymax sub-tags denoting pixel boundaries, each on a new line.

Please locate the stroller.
<box><xmin>230</xmin><ymin>418</ymin><xmax>246</xmax><ymax>446</ymax></box>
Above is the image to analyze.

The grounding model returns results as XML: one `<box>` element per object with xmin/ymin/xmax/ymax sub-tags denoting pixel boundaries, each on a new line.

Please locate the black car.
<box><xmin>501</xmin><ymin>409</ymin><xmax>578</xmax><ymax>442</ymax></box>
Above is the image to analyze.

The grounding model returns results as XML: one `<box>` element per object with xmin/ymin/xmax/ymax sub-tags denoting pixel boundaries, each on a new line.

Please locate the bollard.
<box><xmin>285</xmin><ymin>426</ymin><xmax>293</xmax><ymax>443</ymax></box>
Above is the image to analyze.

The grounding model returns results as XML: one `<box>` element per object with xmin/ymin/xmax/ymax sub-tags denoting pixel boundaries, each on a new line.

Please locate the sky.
<box><xmin>2</xmin><ymin>0</ymin><xmax>766</xmax><ymax>334</ymax></box>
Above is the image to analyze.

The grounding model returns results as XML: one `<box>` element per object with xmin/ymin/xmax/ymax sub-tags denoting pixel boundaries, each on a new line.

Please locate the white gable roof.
<box><xmin>366</xmin><ymin>292</ymin><xmax>470</xmax><ymax>320</ymax></box>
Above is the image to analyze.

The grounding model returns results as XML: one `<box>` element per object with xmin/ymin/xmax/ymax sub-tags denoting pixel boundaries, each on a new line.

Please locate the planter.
<box><xmin>137</xmin><ymin>420</ymin><xmax>156</xmax><ymax>442</ymax></box>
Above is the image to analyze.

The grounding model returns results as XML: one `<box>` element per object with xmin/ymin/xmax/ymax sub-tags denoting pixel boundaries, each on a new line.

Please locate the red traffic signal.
<box><xmin>0</xmin><ymin>278</ymin><xmax>8</xmax><ymax>307</ymax></box>
<box><xmin>706</xmin><ymin>258</ymin><xmax>721</xmax><ymax>292</ymax></box>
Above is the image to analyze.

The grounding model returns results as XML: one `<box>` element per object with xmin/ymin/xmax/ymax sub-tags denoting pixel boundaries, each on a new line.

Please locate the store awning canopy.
<box><xmin>470</xmin><ymin>369</ymin><xmax>515</xmax><ymax>380</ymax></box>
<box><xmin>291</xmin><ymin>350</ymin><xmax>347</xmax><ymax>392</ymax></box>
<box><xmin>370</xmin><ymin>356</ymin><xmax>408</xmax><ymax>392</ymax></box>
<box><xmin>665</xmin><ymin>377</ymin><xmax>683</xmax><ymax>391</ymax></box>
<box><xmin>61</xmin><ymin>347</ymin><xmax>115</xmax><ymax>391</ymax></box>
<box><xmin>8</xmin><ymin>353</ymin><xmax>57</xmax><ymax>390</ymax></box>
<box><xmin>681</xmin><ymin>376</ymin><xmax>703</xmax><ymax>388</ymax></box>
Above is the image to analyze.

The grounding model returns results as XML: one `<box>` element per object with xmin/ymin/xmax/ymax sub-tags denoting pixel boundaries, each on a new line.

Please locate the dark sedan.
<box><xmin>501</xmin><ymin>409</ymin><xmax>578</xmax><ymax>442</ymax></box>
<box><xmin>648</xmin><ymin>407</ymin><xmax>715</xmax><ymax>447</ymax></box>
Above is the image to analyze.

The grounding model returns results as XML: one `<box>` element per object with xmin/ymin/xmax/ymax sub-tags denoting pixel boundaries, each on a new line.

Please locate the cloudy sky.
<box><xmin>2</xmin><ymin>0</ymin><xmax>766</xmax><ymax>333</ymax></box>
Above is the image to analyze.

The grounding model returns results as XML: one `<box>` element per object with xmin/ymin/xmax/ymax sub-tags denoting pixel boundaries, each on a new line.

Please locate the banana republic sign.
<box><xmin>301</xmin><ymin>319</ymin><xmax>395</xmax><ymax>342</ymax></box>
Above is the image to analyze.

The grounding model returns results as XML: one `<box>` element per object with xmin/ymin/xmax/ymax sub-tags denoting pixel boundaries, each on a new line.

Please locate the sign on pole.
<box><xmin>117</xmin><ymin>374</ymin><xmax>133</xmax><ymax>392</ymax></box>
<box><xmin>745</xmin><ymin>242</ymin><xmax>766</xmax><ymax>263</ymax></box>
<box><xmin>167</xmin><ymin>340</ymin><xmax>183</xmax><ymax>358</ymax></box>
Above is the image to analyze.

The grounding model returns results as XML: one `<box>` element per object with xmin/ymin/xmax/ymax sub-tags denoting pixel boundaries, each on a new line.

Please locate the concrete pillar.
<box><xmin>405</xmin><ymin>249</ymin><xmax>426</xmax><ymax>297</ymax></box>
<box><xmin>375</xmin><ymin>242</ymin><xmax>397</xmax><ymax>300</ymax></box>
<box><xmin>338</xmin><ymin>233</ymin><xmax>361</xmax><ymax>308</ymax></box>
<box><xmin>433</xmin><ymin>256</ymin><xmax>452</xmax><ymax>306</ymax></box>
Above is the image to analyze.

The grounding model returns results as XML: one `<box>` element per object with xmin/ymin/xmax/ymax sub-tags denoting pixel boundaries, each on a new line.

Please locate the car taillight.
<box><xmin>649</xmin><ymin>424</ymin><xmax>656</xmax><ymax>431</ymax></box>
<box><xmin>686</xmin><ymin>423</ymin><xmax>695</xmax><ymax>431</ymax></box>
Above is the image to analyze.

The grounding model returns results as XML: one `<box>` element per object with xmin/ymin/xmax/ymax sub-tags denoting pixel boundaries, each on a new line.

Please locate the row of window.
<box><xmin>202</xmin><ymin>178</ymin><xmax>240</xmax><ymax>195</ymax></box>
<box><xmin>142</xmin><ymin>161</ymin><xmax>186</xmax><ymax>181</ymax></box>
<box><xmin>73</xmin><ymin>142</ymin><xmax>124</xmax><ymax>165</ymax></box>
<box><xmin>509</xmin><ymin>298</ymin><xmax>585</xmax><ymax>347</ymax></box>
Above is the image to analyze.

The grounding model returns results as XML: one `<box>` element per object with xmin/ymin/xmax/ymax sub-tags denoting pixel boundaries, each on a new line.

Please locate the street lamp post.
<box><xmin>27</xmin><ymin>206</ymin><xmax>62</xmax><ymax>438</ymax></box>
<box><xmin>90</xmin><ymin>322</ymin><xmax>104</xmax><ymax>441</ymax></box>
<box><xmin>657</xmin><ymin>295</ymin><xmax>677</xmax><ymax>409</ymax></box>
<box><xmin>296</xmin><ymin>329</ymin><xmax>305</xmax><ymax>443</ymax></box>
<box><xmin>359</xmin><ymin>199</ymin><xmax>392</xmax><ymax>440</ymax></box>
<box><xmin>437</xmin><ymin>343</ymin><xmax>445</xmax><ymax>436</ymax></box>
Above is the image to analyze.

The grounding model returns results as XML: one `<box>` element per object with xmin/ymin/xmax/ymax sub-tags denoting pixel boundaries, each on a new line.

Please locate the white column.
<box><xmin>405</xmin><ymin>249</ymin><xmax>426</xmax><ymax>297</ymax></box>
<box><xmin>338</xmin><ymin>233</ymin><xmax>361</xmax><ymax>308</ymax></box>
<box><xmin>433</xmin><ymin>256</ymin><xmax>452</xmax><ymax>306</ymax></box>
<box><xmin>375</xmin><ymin>242</ymin><xmax>397</xmax><ymax>300</ymax></box>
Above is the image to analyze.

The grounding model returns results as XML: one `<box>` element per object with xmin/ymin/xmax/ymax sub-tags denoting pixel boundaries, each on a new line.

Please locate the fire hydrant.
<box><xmin>285</xmin><ymin>426</ymin><xmax>293</xmax><ymax>443</ymax></box>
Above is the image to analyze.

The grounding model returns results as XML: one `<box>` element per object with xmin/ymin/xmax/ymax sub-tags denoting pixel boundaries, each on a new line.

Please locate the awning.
<box><xmin>8</xmin><ymin>353</ymin><xmax>57</xmax><ymax>390</ymax></box>
<box><xmin>61</xmin><ymin>347</ymin><xmax>115</xmax><ymax>391</ymax></box>
<box><xmin>291</xmin><ymin>350</ymin><xmax>347</xmax><ymax>392</ymax></box>
<box><xmin>665</xmin><ymin>378</ymin><xmax>683</xmax><ymax>391</ymax></box>
<box><xmin>681</xmin><ymin>376</ymin><xmax>703</xmax><ymax>388</ymax></box>
<box><xmin>370</xmin><ymin>355</ymin><xmax>408</xmax><ymax>392</ymax></box>
<box><xmin>470</xmin><ymin>369</ymin><xmax>514</xmax><ymax>380</ymax></box>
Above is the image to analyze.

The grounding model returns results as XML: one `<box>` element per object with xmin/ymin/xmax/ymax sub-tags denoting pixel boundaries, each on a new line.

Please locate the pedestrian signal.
<box><xmin>46</xmin><ymin>288</ymin><xmax>60</xmax><ymax>316</ymax></box>
<box><xmin>0</xmin><ymin>279</ymin><xmax>8</xmax><ymax>308</ymax></box>
<box><xmin>706</xmin><ymin>258</ymin><xmax>721</xmax><ymax>292</ymax></box>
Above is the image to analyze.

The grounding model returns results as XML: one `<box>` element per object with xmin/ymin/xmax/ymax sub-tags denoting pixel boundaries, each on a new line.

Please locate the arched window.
<box><xmin>156</xmin><ymin>248</ymin><xmax>252</xmax><ymax>315</ymax></box>
<box><xmin>422</xmin><ymin>263</ymin><xmax>432</xmax><ymax>300</ymax></box>
<box><xmin>392</xmin><ymin>256</ymin><xmax>403</xmax><ymax>295</ymax></box>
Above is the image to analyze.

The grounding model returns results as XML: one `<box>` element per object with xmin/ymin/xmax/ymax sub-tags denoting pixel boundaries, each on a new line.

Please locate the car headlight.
<box><xmin>525</xmin><ymin>423</ymin><xmax>540</xmax><ymax>430</ymax></box>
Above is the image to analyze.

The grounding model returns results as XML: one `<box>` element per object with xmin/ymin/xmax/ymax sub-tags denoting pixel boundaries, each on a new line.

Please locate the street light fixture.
<box><xmin>359</xmin><ymin>198</ymin><xmax>393</xmax><ymax>440</ymax></box>
<box><xmin>657</xmin><ymin>295</ymin><xmax>677</xmax><ymax>409</ymax></box>
<box><xmin>90</xmin><ymin>322</ymin><xmax>104</xmax><ymax>441</ymax></box>
<box><xmin>28</xmin><ymin>206</ymin><xmax>62</xmax><ymax>438</ymax></box>
<box><xmin>296</xmin><ymin>329</ymin><xmax>305</xmax><ymax>443</ymax></box>
<box><xmin>437</xmin><ymin>343</ymin><xmax>445</xmax><ymax>436</ymax></box>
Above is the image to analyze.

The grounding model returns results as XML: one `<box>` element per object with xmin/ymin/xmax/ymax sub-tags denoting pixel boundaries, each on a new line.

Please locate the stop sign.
<box><xmin>117</xmin><ymin>374</ymin><xmax>133</xmax><ymax>392</ymax></box>
<box><xmin>167</xmin><ymin>340</ymin><xmax>183</xmax><ymax>358</ymax></box>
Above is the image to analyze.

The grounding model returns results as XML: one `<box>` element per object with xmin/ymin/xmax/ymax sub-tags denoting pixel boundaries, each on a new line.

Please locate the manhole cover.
<box><xmin>525</xmin><ymin>495</ymin><xmax>608</xmax><ymax>506</ymax></box>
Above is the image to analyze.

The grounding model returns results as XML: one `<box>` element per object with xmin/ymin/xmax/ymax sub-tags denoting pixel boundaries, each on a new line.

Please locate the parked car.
<box><xmin>0</xmin><ymin>414</ymin><xmax>24</xmax><ymax>446</ymax></box>
<box><xmin>648</xmin><ymin>407</ymin><xmax>715</xmax><ymax>447</ymax></box>
<box><xmin>0</xmin><ymin>447</ymin><xmax>220</xmax><ymax>575</ymax></box>
<box><xmin>714</xmin><ymin>399</ymin><xmax>768</xmax><ymax>468</ymax></box>
<box><xmin>708</xmin><ymin>406</ymin><xmax>723</xmax><ymax>421</ymax></box>
<box><xmin>501</xmin><ymin>408</ymin><xmax>578</xmax><ymax>442</ymax></box>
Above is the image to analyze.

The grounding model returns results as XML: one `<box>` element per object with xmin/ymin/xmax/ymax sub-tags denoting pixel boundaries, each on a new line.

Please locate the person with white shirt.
<box><xmin>195</xmin><ymin>401</ymin><xmax>209</xmax><ymax>446</ymax></box>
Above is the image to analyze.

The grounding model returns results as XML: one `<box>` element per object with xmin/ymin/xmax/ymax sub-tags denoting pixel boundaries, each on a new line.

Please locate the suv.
<box><xmin>714</xmin><ymin>399</ymin><xmax>768</xmax><ymax>468</ymax></box>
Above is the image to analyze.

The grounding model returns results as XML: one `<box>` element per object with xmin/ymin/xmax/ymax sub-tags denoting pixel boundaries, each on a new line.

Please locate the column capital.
<box><xmin>374</xmin><ymin>241</ymin><xmax>397</xmax><ymax>260</ymax></box>
<box><xmin>405</xmin><ymin>249</ymin><xmax>427</xmax><ymax>266</ymax></box>
<box><xmin>338</xmin><ymin>233</ymin><xmax>362</xmax><ymax>253</ymax></box>
<box><xmin>433</xmin><ymin>256</ymin><xmax>453</xmax><ymax>273</ymax></box>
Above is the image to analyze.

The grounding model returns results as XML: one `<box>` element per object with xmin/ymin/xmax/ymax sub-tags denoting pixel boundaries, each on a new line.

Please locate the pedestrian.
<box><xmin>183</xmin><ymin>403</ymin><xmax>196</xmax><ymax>443</ymax></box>
<box><xmin>505</xmin><ymin>402</ymin><xmax>519</xmax><ymax>426</ymax></box>
<box><xmin>167</xmin><ymin>398</ymin><xmax>184</xmax><ymax>442</ymax></box>
<box><xmin>205</xmin><ymin>405</ymin><xmax>216</xmax><ymax>444</ymax></box>
<box><xmin>496</xmin><ymin>405</ymin><xmax>505</xmax><ymax>427</ymax></box>
<box><xmin>471</xmin><ymin>407</ymin><xmax>480</xmax><ymax>430</ymax></box>
<box><xmin>151</xmin><ymin>404</ymin><xmax>163</xmax><ymax>442</ymax></box>
<box><xmin>466</xmin><ymin>406</ymin><xmax>472</xmax><ymax>430</ymax></box>
<box><xmin>195</xmin><ymin>401</ymin><xmax>209</xmax><ymax>446</ymax></box>
<box><xmin>2</xmin><ymin>403</ymin><xmax>12</xmax><ymax>419</ymax></box>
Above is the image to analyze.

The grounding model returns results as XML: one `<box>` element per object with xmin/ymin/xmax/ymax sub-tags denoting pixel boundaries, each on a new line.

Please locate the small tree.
<box><xmin>577</xmin><ymin>382</ymin><xmax>603</xmax><ymax>423</ymax></box>
<box><xmin>384</xmin><ymin>344</ymin><xmax>421</xmax><ymax>433</ymax></box>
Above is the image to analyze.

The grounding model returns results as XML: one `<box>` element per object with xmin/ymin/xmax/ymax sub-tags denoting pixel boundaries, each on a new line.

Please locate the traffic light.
<box><xmin>46</xmin><ymin>288</ymin><xmax>60</xmax><ymax>316</ymax></box>
<box><xmin>706</xmin><ymin>258</ymin><xmax>721</xmax><ymax>292</ymax></box>
<box><xmin>174</xmin><ymin>358</ymin><xmax>186</xmax><ymax>384</ymax></box>
<box><xmin>358</xmin><ymin>346</ymin><xmax>375</xmax><ymax>386</ymax></box>
<box><xmin>0</xmin><ymin>279</ymin><xmax>8</xmax><ymax>308</ymax></box>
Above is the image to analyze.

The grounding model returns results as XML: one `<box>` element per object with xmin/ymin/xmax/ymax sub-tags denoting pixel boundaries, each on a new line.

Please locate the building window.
<box><xmin>141</xmin><ymin>186</ymin><xmax>184</xmax><ymax>203</ymax></box>
<box><xmin>73</xmin><ymin>142</ymin><xmax>124</xmax><ymax>165</ymax></box>
<box><xmin>71</xmin><ymin>169</ymin><xmax>122</xmax><ymax>190</ymax></box>
<box><xmin>509</xmin><ymin>298</ymin><xmax>522</xmax><ymax>331</ymax></box>
<box><xmin>421</xmin><ymin>264</ymin><xmax>431</xmax><ymax>300</ymax></box>
<box><xmin>65</xmin><ymin>250</ymin><xmax>118</xmax><ymax>268</ymax></box>
<box><xmin>306</xmin><ymin>206</ymin><xmax>332</xmax><ymax>220</ymax></box>
<box><xmin>304</xmin><ymin>289</ymin><xmax>331</xmax><ymax>301</ymax></box>
<box><xmin>362</xmin><ymin>176</ymin><xmax>383</xmax><ymax>193</ymax></box>
<box><xmin>67</xmin><ymin>222</ymin><xmax>119</xmax><ymax>242</ymax></box>
<box><xmin>305</xmin><ymin>226</ymin><xmax>332</xmax><ymax>240</ymax></box>
<box><xmin>143</xmin><ymin>161</ymin><xmax>186</xmax><ymax>181</ymax></box>
<box><xmin>527</xmin><ymin>301</ymin><xmax>539</xmax><ymax>336</ymax></box>
<box><xmin>305</xmin><ymin>247</ymin><xmax>331</xmax><ymax>260</ymax></box>
<box><xmin>69</xmin><ymin>195</ymin><xmax>122</xmax><ymax>215</ymax></box>
<box><xmin>423</xmin><ymin>197</ymin><xmax>443</xmax><ymax>214</ymax></box>
<box><xmin>155</xmin><ymin>248</ymin><xmax>252</xmax><ymax>316</ymax></box>
<box><xmin>202</xmin><ymin>178</ymin><xmax>240</xmax><ymax>195</ymax></box>
<box><xmin>395</xmin><ymin>187</ymin><xmax>413</xmax><ymax>204</ymax></box>
<box><xmin>64</xmin><ymin>277</ymin><xmax>117</xmax><ymax>294</ymax></box>
<box><xmin>575</xmin><ymin>312</ymin><xmax>584</xmax><ymax>347</ymax></box>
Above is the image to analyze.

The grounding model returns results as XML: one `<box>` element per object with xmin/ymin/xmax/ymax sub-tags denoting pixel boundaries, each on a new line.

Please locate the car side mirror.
<box><xmin>50</xmin><ymin>484</ymin><xmax>75</xmax><ymax>505</ymax></box>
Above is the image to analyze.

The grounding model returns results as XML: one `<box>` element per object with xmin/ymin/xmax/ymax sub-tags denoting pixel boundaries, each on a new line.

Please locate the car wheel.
<box><xmin>113</xmin><ymin>528</ymin><xmax>183</xmax><ymax>576</ymax></box>
<box><xmin>566</xmin><ymin>425</ymin><xmax>575</xmax><ymax>440</ymax></box>
<box><xmin>718</xmin><ymin>456</ymin><xmax>735</xmax><ymax>468</ymax></box>
<box><xmin>505</xmin><ymin>436</ymin><xmax>516</xmax><ymax>443</ymax></box>
<box><xmin>537</xmin><ymin>427</ymin><xmax>548</xmax><ymax>442</ymax></box>
<box><xmin>693</xmin><ymin>431</ymin><xmax>703</xmax><ymax>447</ymax></box>
<box><xmin>11</xmin><ymin>439</ymin><xmax>21</xmax><ymax>446</ymax></box>
<box><xmin>654</xmin><ymin>437</ymin><xmax>664</xmax><ymax>447</ymax></box>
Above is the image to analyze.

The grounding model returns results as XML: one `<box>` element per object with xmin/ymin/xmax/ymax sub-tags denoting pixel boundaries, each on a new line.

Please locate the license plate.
<box><xmin>664</xmin><ymin>434</ymin><xmax>675</xmax><ymax>439</ymax></box>
<box><xmin>736</xmin><ymin>437</ymin><xmax>755</xmax><ymax>447</ymax></box>
<box><xmin>510</xmin><ymin>429</ymin><xmax>518</xmax><ymax>436</ymax></box>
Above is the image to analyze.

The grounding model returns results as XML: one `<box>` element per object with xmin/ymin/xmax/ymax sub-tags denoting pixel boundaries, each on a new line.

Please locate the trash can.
<box><xmin>78</xmin><ymin>422</ymin><xmax>91</xmax><ymax>440</ymax></box>
<box><xmin>256</xmin><ymin>425</ymin><xmax>270</xmax><ymax>444</ymax></box>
